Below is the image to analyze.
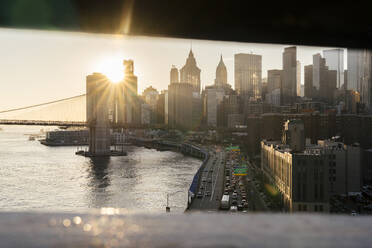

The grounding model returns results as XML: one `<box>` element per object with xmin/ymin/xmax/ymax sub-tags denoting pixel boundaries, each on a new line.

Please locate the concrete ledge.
<box><xmin>1</xmin><ymin>211</ymin><xmax>371</xmax><ymax>247</ymax></box>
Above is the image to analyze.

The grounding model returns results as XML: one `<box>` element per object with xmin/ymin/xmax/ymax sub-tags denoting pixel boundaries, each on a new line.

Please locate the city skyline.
<box><xmin>0</xmin><ymin>28</ymin><xmax>346</xmax><ymax>110</ymax></box>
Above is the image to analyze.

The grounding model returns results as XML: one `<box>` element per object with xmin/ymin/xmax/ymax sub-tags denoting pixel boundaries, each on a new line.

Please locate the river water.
<box><xmin>0</xmin><ymin>125</ymin><xmax>201</xmax><ymax>213</ymax></box>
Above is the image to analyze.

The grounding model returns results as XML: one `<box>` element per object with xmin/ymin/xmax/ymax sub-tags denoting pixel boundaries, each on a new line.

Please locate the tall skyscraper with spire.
<box><xmin>180</xmin><ymin>49</ymin><xmax>201</xmax><ymax>92</ymax></box>
<box><xmin>215</xmin><ymin>55</ymin><xmax>227</xmax><ymax>86</ymax></box>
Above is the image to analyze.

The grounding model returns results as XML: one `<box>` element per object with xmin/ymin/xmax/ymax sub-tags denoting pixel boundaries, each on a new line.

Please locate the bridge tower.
<box><xmin>86</xmin><ymin>73</ymin><xmax>113</xmax><ymax>156</ymax></box>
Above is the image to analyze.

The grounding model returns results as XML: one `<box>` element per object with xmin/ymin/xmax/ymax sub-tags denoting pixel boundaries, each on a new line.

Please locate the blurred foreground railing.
<box><xmin>1</xmin><ymin>211</ymin><xmax>371</xmax><ymax>247</ymax></box>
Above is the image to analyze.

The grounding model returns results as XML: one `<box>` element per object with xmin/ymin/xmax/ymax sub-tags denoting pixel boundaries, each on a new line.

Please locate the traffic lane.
<box><xmin>211</xmin><ymin>152</ymin><xmax>225</xmax><ymax>206</ymax></box>
<box><xmin>245</xmin><ymin>164</ymin><xmax>268</xmax><ymax>211</ymax></box>
<box><xmin>202</xmin><ymin>152</ymin><xmax>223</xmax><ymax>209</ymax></box>
<box><xmin>194</xmin><ymin>151</ymin><xmax>224</xmax><ymax>210</ymax></box>
<box><xmin>193</xmin><ymin>151</ymin><xmax>219</xmax><ymax>209</ymax></box>
<box><xmin>190</xmin><ymin>152</ymin><xmax>214</xmax><ymax>209</ymax></box>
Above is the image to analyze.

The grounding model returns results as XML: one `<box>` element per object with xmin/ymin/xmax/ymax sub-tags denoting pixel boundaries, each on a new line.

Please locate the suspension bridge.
<box><xmin>0</xmin><ymin>95</ymin><xmax>167</xmax><ymax>129</ymax></box>
<box><xmin>0</xmin><ymin>94</ymin><xmax>86</xmax><ymax>126</ymax></box>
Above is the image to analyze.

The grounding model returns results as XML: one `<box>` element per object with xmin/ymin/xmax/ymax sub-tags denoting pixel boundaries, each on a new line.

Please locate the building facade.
<box><xmin>234</xmin><ymin>53</ymin><xmax>262</xmax><ymax>100</ymax></box>
<box><xmin>266</xmin><ymin>69</ymin><xmax>282</xmax><ymax>106</ymax></box>
<box><xmin>180</xmin><ymin>49</ymin><xmax>201</xmax><ymax>93</ymax></box>
<box><xmin>323</xmin><ymin>48</ymin><xmax>344</xmax><ymax>88</ymax></box>
<box><xmin>142</xmin><ymin>86</ymin><xmax>159</xmax><ymax>124</ymax></box>
<box><xmin>170</xmin><ymin>65</ymin><xmax>179</xmax><ymax>84</ymax></box>
<box><xmin>168</xmin><ymin>82</ymin><xmax>193</xmax><ymax>130</ymax></box>
<box><xmin>261</xmin><ymin>120</ymin><xmax>362</xmax><ymax>213</ymax></box>
<box><xmin>347</xmin><ymin>49</ymin><xmax>363</xmax><ymax>91</ymax></box>
<box><xmin>215</xmin><ymin>55</ymin><xmax>228</xmax><ymax>86</ymax></box>
<box><xmin>206</xmin><ymin>86</ymin><xmax>225</xmax><ymax>127</ymax></box>
<box><xmin>282</xmin><ymin>47</ymin><xmax>297</xmax><ymax>105</ymax></box>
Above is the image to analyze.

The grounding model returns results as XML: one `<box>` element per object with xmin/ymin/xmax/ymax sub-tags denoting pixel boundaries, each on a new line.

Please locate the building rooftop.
<box><xmin>262</xmin><ymin>139</ymin><xmax>354</xmax><ymax>155</ymax></box>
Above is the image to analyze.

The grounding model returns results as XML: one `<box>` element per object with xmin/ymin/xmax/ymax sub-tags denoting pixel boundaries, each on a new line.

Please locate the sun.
<box><xmin>97</xmin><ymin>57</ymin><xmax>124</xmax><ymax>83</ymax></box>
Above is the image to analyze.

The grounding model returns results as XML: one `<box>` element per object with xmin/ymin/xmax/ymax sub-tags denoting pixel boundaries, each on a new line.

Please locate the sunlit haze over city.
<box><xmin>0</xmin><ymin>28</ymin><xmax>344</xmax><ymax>110</ymax></box>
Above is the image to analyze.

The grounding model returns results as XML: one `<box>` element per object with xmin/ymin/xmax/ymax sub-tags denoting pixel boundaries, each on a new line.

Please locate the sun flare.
<box><xmin>97</xmin><ymin>57</ymin><xmax>124</xmax><ymax>83</ymax></box>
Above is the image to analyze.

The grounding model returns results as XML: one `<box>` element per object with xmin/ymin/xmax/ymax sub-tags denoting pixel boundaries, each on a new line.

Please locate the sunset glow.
<box><xmin>97</xmin><ymin>57</ymin><xmax>124</xmax><ymax>83</ymax></box>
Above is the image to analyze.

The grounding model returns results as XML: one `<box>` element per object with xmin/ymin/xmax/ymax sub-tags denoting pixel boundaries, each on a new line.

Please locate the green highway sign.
<box><xmin>233</xmin><ymin>168</ymin><xmax>248</xmax><ymax>176</ymax></box>
<box><xmin>226</xmin><ymin>146</ymin><xmax>240</xmax><ymax>151</ymax></box>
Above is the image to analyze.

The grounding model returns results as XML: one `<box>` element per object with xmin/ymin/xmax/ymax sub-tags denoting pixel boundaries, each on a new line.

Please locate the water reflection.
<box><xmin>0</xmin><ymin>126</ymin><xmax>202</xmax><ymax>212</ymax></box>
<box><xmin>89</xmin><ymin>157</ymin><xmax>111</xmax><ymax>189</ymax></box>
<box><xmin>86</xmin><ymin>157</ymin><xmax>112</xmax><ymax>208</ymax></box>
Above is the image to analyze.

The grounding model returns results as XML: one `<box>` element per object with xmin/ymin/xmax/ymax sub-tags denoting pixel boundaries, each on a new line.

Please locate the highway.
<box><xmin>189</xmin><ymin>147</ymin><xmax>225</xmax><ymax>210</ymax></box>
<box><xmin>244</xmin><ymin>161</ymin><xmax>269</xmax><ymax>211</ymax></box>
<box><xmin>188</xmin><ymin>147</ymin><xmax>268</xmax><ymax>213</ymax></box>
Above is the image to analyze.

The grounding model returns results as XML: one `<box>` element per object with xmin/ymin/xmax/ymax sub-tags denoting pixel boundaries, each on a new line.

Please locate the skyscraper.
<box><xmin>234</xmin><ymin>53</ymin><xmax>262</xmax><ymax>100</ymax></box>
<box><xmin>122</xmin><ymin>60</ymin><xmax>139</xmax><ymax>124</ymax></box>
<box><xmin>297</xmin><ymin>60</ymin><xmax>301</xmax><ymax>97</ymax></box>
<box><xmin>323</xmin><ymin>48</ymin><xmax>344</xmax><ymax>88</ymax></box>
<box><xmin>313</xmin><ymin>53</ymin><xmax>325</xmax><ymax>91</ymax></box>
<box><xmin>282</xmin><ymin>46</ymin><xmax>297</xmax><ymax>105</ymax></box>
<box><xmin>170</xmin><ymin>65</ymin><xmax>179</xmax><ymax>84</ymax></box>
<box><xmin>304</xmin><ymin>65</ymin><xmax>314</xmax><ymax>98</ymax></box>
<box><xmin>360</xmin><ymin>50</ymin><xmax>372</xmax><ymax>111</ymax></box>
<box><xmin>180</xmin><ymin>49</ymin><xmax>201</xmax><ymax>92</ymax></box>
<box><xmin>112</xmin><ymin>60</ymin><xmax>138</xmax><ymax>125</ymax></box>
<box><xmin>168</xmin><ymin>82</ymin><xmax>193</xmax><ymax>129</ymax></box>
<box><xmin>215</xmin><ymin>55</ymin><xmax>227</xmax><ymax>86</ymax></box>
<box><xmin>313</xmin><ymin>53</ymin><xmax>337</xmax><ymax>104</ymax></box>
<box><xmin>347</xmin><ymin>49</ymin><xmax>363</xmax><ymax>91</ymax></box>
<box><xmin>266</xmin><ymin>69</ymin><xmax>282</xmax><ymax>106</ymax></box>
<box><xmin>142</xmin><ymin>86</ymin><xmax>159</xmax><ymax>124</ymax></box>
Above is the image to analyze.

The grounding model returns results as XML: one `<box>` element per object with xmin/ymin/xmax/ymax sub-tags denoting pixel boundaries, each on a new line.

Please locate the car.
<box><xmin>242</xmin><ymin>199</ymin><xmax>246</xmax><ymax>204</ymax></box>
<box><xmin>230</xmin><ymin>206</ymin><xmax>238</xmax><ymax>212</ymax></box>
<box><xmin>232</xmin><ymin>192</ymin><xmax>237</xmax><ymax>199</ymax></box>
<box><xmin>197</xmin><ymin>192</ymin><xmax>203</xmax><ymax>198</ymax></box>
<box><xmin>231</xmin><ymin>200</ymin><xmax>238</xmax><ymax>206</ymax></box>
<box><xmin>243</xmin><ymin>202</ymin><xmax>249</xmax><ymax>208</ymax></box>
<box><xmin>200</xmin><ymin>184</ymin><xmax>205</xmax><ymax>189</ymax></box>
<box><xmin>224</xmin><ymin>191</ymin><xmax>229</xmax><ymax>195</ymax></box>
<box><xmin>237</xmin><ymin>204</ymin><xmax>243</xmax><ymax>211</ymax></box>
<box><xmin>208</xmin><ymin>178</ymin><xmax>212</xmax><ymax>183</ymax></box>
<box><xmin>202</xmin><ymin>178</ymin><xmax>207</xmax><ymax>182</ymax></box>
<box><xmin>205</xmin><ymin>191</ymin><xmax>211</xmax><ymax>196</ymax></box>
<box><xmin>351</xmin><ymin>210</ymin><xmax>358</xmax><ymax>216</ymax></box>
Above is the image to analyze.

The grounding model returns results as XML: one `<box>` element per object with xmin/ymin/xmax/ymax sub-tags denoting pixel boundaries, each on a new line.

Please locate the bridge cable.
<box><xmin>0</xmin><ymin>94</ymin><xmax>86</xmax><ymax>114</ymax></box>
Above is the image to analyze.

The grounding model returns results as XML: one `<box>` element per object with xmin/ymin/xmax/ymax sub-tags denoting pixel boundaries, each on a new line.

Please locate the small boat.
<box><xmin>28</xmin><ymin>136</ymin><xmax>35</xmax><ymax>141</ymax></box>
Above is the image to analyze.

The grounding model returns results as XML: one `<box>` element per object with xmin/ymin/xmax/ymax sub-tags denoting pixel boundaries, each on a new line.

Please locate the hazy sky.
<box><xmin>0</xmin><ymin>28</ymin><xmax>346</xmax><ymax>110</ymax></box>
